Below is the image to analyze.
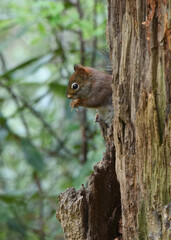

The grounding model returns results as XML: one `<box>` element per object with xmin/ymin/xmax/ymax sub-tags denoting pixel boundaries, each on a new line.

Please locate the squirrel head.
<box><xmin>67</xmin><ymin>64</ymin><xmax>92</xmax><ymax>99</ymax></box>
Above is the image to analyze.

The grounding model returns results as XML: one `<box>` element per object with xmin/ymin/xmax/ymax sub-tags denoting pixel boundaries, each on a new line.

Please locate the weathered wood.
<box><xmin>56</xmin><ymin>123</ymin><xmax>121</xmax><ymax>240</ymax></box>
<box><xmin>107</xmin><ymin>0</ymin><xmax>171</xmax><ymax>239</ymax></box>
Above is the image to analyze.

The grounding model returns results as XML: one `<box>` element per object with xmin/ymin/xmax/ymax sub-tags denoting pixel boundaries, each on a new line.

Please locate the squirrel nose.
<box><xmin>67</xmin><ymin>94</ymin><xmax>72</xmax><ymax>99</ymax></box>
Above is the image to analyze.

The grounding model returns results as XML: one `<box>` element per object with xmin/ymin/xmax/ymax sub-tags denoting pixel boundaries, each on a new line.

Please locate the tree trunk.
<box><xmin>107</xmin><ymin>0</ymin><xmax>171</xmax><ymax>239</ymax></box>
<box><xmin>56</xmin><ymin>1</ymin><xmax>171</xmax><ymax>239</ymax></box>
<box><xmin>56</xmin><ymin>124</ymin><xmax>122</xmax><ymax>240</ymax></box>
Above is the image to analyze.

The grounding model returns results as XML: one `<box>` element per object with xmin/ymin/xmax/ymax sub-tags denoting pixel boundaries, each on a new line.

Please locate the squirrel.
<box><xmin>67</xmin><ymin>64</ymin><xmax>113</xmax><ymax>125</ymax></box>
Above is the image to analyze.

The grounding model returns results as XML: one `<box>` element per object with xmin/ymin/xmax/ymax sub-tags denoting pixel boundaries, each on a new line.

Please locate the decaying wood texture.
<box><xmin>56</xmin><ymin>123</ymin><xmax>121</xmax><ymax>240</ymax></box>
<box><xmin>107</xmin><ymin>0</ymin><xmax>171</xmax><ymax>239</ymax></box>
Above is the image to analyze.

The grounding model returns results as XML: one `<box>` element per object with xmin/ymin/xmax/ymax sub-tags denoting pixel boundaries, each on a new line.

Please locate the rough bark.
<box><xmin>107</xmin><ymin>0</ymin><xmax>171</xmax><ymax>239</ymax></box>
<box><xmin>56</xmin><ymin>123</ymin><xmax>121</xmax><ymax>240</ymax></box>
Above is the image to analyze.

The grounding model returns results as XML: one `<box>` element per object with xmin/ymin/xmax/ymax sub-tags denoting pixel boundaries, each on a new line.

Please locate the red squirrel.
<box><xmin>67</xmin><ymin>64</ymin><xmax>113</xmax><ymax>125</ymax></box>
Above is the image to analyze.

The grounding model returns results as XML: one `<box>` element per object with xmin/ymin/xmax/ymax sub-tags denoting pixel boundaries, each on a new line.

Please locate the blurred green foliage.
<box><xmin>0</xmin><ymin>0</ymin><xmax>107</xmax><ymax>239</ymax></box>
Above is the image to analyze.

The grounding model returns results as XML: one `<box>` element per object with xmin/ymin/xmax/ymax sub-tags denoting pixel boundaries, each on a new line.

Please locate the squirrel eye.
<box><xmin>71</xmin><ymin>83</ymin><xmax>79</xmax><ymax>90</ymax></box>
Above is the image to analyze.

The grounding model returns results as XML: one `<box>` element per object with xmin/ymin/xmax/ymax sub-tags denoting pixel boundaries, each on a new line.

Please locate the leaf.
<box><xmin>7</xmin><ymin>218</ymin><xmax>26</xmax><ymax>237</ymax></box>
<box><xmin>66</xmin><ymin>123</ymin><xmax>80</xmax><ymax>132</ymax></box>
<box><xmin>0</xmin><ymin>56</ymin><xmax>41</xmax><ymax>79</ymax></box>
<box><xmin>64</xmin><ymin>2</ymin><xmax>74</xmax><ymax>9</ymax></box>
<box><xmin>22</xmin><ymin>53</ymin><xmax>54</xmax><ymax>76</ymax></box>
<box><xmin>36</xmin><ymin>1</ymin><xmax>64</xmax><ymax>17</ymax></box>
<box><xmin>0</xmin><ymin>24</ymin><xmax>31</xmax><ymax>51</ymax></box>
<box><xmin>0</xmin><ymin>192</ymin><xmax>23</xmax><ymax>204</ymax></box>
<box><xmin>21</xmin><ymin>139</ymin><xmax>45</xmax><ymax>172</ymax></box>
<box><xmin>0</xmin><ymin>202</ymin><xmax>10</xmax><ymax>223</ymax></box>
<box><xmin>37</xmin><ymin>22</ymin><xmax>46</xmax><ymax>34</ymax></box>
<box><xmin>0</xmin><ymin>20</ymin><xmax>16</xmax><ymax>32</ymax></box>
<box><xmin>49</xmin><ymin>82</ymin><xmax>66</xmax><ymax>97</ymax></box>
<box><xmin>0</xmin><ymin>53</ymin><xmax>54</xmax><ymax>80</ymax></box>
<box><xmin>0</xmin><ymin>112</ymin><xmax>7</xmax><ymax>127</ymax></box>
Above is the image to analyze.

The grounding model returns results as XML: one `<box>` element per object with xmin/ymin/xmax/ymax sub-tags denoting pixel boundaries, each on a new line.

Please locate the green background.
<box><xmin>0</xmin><ymin>0</ymin><xmax>107</xmax><ymax>239</ymax></box>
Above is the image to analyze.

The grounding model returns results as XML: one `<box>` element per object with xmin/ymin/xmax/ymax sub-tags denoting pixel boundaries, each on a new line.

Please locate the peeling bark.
<box><xmin>56</xmin><ymin>123</ymin><xmax>121</xmax><ymax>240</ymax></box>
<box><xmin>107</xmin><ymin>0</ymin><xmax>171</xmax><ymax>239</ymax></box>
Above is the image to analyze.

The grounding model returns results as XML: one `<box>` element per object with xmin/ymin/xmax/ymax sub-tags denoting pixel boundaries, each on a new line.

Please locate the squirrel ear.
<box><xmin>74</xmin><ymin>64</ymin><xmax>90</xmax><ymax>78</ymax></box>
<box><xmin>74</xmin><ymin>64</ymin><xmax>81</xmax><ymax>71</ymax></box>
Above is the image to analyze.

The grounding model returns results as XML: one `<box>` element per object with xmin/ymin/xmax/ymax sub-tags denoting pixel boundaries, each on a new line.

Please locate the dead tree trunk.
<box><xmin>56</xmin><ymin>124</ymin><xmax>121</xmax><ymax>240</ymax></box>
<box><xmin>107</xmin><ymin>0</ymin><xmax>171</xmax><ymax>239</ymax></box>
<box><xmin>56</xmin><ymin>1</ymin><xmax>170</xmax><ymax>239</ymax></box>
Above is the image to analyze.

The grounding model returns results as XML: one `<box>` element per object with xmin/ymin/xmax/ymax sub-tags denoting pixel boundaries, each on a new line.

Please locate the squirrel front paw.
<box><xmin>70</xmin><ymin>99</ymin><xmax>82</xmax><ymax>109</ymax></box>
<box><xmin>94</xmin><ymin>113</ymin><xmax>100</xmax><ymax>123</ymax></box>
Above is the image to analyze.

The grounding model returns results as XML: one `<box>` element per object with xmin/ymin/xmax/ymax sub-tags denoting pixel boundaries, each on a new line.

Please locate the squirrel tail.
<box><xmin>99</xmin><ymin>49</ymin><xmax>112</xmax><ymax>75</ymax></box>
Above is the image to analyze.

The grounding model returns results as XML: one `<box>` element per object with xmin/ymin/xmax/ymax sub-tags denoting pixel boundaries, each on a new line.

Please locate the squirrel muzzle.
<box><xmin>67</xmin><ymin>94</ymin><xmax>72</xmax><ymax>99</ymax></box>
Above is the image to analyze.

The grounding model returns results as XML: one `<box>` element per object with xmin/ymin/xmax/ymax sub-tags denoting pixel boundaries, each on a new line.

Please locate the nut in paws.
<box><xmin>70</xmin><ymin>99</ymin><xmax>81</xmax><ymax>109</ymax></box>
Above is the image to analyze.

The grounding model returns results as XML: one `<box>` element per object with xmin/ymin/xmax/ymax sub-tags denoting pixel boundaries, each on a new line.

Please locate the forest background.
<box><xmin>0</xmin><ymin>0</ymin><xmax>107</xmax><ymax>239</ymax></box>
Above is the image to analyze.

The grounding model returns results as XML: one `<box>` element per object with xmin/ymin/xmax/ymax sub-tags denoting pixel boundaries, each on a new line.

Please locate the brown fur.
<box><xmin>67</xmin><ymin>65</ymin><xmax>113</xmax><ymax>125</ymax></box>
<box><xmin>67</xmin><ymin>65</ymin><xmax>112</xmax><ymax>108</ymax></box>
